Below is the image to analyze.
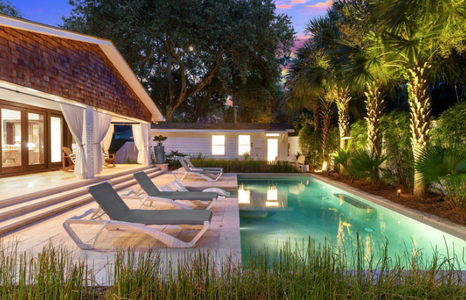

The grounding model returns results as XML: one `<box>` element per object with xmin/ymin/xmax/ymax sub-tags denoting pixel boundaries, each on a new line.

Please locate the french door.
<box><xmin>1</xmin><ymin>105</ymin><xmax>47</xmax><ymax>174</ymax></box>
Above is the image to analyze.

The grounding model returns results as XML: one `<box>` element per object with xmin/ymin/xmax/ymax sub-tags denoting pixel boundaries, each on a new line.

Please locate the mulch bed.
<box><xmin>312</xmin><ymin>172</ymin><xmax>466</xmax><ymax>227</ymax></box>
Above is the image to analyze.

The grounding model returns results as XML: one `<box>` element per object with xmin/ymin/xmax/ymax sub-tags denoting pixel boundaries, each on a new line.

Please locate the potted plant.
<box><xmin>153</xmin><ymin>135</ymin><xmax>168</xmax><ymax>164</ymax></box>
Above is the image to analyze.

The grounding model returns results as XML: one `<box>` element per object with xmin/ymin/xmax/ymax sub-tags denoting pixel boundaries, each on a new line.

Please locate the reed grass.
<box><xmin>1</xmin><ymin>238</ymin><xmax>466</xmax><ymax>299</ymax></box>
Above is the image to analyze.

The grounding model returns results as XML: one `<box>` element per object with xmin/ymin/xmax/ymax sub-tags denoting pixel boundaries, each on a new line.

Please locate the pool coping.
<box><xmin>237</xmin><ymin>173</ymin><xmax>466</xmax><ymax>242</ymax></box>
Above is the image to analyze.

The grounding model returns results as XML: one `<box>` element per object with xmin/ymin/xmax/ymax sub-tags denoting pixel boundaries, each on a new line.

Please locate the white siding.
<box><xmin>288</xmin><ymin>136</ymin><xmax>300</xmax><ymax>157</ymax></box>
<box><xmin>151</xmin><ymin>130</ymin><xmax>290</xmax><ymax>161</ymax></box>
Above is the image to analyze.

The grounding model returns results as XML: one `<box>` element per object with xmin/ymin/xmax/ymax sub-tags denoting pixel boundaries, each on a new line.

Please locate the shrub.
<box><xmin>298</xmin><ymin>123</ymin><xmax>322</xmax><ymax>168</ymax></box>
<box><xmin>166</xmin><ymin>150</ymin><xmax>187</xmax><ymax>166</ymax></box>
<box><xmin>348</xmin><ymin>119</ymin><xmax>367</xmax><ymax>152</ymax></box>
<box><xmin>331</xmin><ymin>148</ymin><xmax>351</xmax><ymax>175</ymax></box>
<box><xmin>414</xmin><ymin>142</ymin><xmax>466</xmax><ymax>206</ymax></box>
<box><xmin>380</xmin><ymin>111</ymin><xmax>414</xmax><ymax>187</ymax></box>
<box><xmin>432</xmin><ymin>101</ymin><xmax>466</xmax><ymax>143</ymax></box>
<box><xmin>349</xmin><ymin>150</ymin><xmax>388</xmax><ymax>183</ymax></box>
<box><xmin>174</xmin><ymin>158</ymin><xmax>300</xmax><ymax>173</ymax></box>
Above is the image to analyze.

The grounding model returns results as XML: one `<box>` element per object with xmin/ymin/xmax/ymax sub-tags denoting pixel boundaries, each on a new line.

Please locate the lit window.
<box><xmin>238</xmin><ymin>135</ymin><xmax>251</xmax><ymax>155</ymax></box>
<box><xmin>212</xmin><ymin>135</ymin><xmax>225</xmax><ymax>155</ymax></box>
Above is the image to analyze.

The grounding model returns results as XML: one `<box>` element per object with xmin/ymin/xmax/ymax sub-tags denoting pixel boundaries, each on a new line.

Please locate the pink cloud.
<box><xmin>277</xmin><ymin>4</ymin><xmax>291</xmax><ymax>8</ymax></box>
<box><xmin>276</xmin><ymin>0</ymin><xmax>311</xmax><ymax>9</ymax></box>
<box><xmin>305</xmin><ymin>0</ymin><xmax>333</xmax><ymax>11</ymax></box>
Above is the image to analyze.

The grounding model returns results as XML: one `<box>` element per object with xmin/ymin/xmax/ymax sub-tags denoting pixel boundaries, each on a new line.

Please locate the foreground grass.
<box><xmin>174</xmin><ymin>158</ymin><xmax>300</xmax><ymax>173</ymax></box>
<box><xmin>1</xmin><ymin>239</ymin><xmax>466</xmax><ymax>299</ymax></box>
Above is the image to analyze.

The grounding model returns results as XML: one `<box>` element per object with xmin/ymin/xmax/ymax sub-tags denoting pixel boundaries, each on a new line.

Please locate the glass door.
<box><xmin>27</xmin><ymin>112</ymin><xmax>46</xmax><ymax>170</ymax></box>
<box><xmin>1</xmin><ymin>108</ymin><xmax>24</xmax><ymax>173</ymax></box>
<box><xmin>267</xmin><ymin>138</ymin><xmax>279</xmax><ymax>162</ymax></box>
<box><xmin>1</xmin><ymin>107</ymin><xmax>48</xmax><ymax>174</ymax></box>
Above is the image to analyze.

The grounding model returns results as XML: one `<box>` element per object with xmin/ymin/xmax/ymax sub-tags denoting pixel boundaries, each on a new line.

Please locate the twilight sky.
<box><xmin>12</xmin><ymin>0</ymin><xmax>332</xmax><ymax>45</ymax></box>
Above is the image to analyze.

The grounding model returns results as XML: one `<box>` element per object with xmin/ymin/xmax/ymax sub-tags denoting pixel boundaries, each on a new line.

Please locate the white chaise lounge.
<box><xmin>63</xmin><ymin>182</ymin><xmax>212</xmax><ymax>249</ymax></box>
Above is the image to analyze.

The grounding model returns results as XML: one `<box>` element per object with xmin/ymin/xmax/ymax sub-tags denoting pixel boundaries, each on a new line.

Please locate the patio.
<box><xmin>0</xmin><ymin>172</ymin><xmax>240</xmax><ymax>285</ymax></box>
<box><xmin>0</xmin><ymin>164</ymin><xmax>152</xmax><ymax>202</ymax></box>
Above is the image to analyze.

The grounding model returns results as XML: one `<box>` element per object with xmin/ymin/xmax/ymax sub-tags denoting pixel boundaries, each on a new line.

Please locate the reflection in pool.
<box><xmin>238</xmin><ymin>176</ymin><xmax>466</xmax><ymax>269</ymax></box>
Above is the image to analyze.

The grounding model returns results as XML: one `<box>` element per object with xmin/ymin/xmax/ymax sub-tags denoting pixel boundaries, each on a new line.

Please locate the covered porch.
<box><xmin>0</xmin><ymin>15</ymin><xmax>164</xmax><ymax>180</ymax></box>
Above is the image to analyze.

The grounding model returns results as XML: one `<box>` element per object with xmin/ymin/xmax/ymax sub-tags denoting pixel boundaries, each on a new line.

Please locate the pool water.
<box><xmin>238</xmin><ymin>176</ymin><xmax>466</xmax><ymax>269</ymax></box>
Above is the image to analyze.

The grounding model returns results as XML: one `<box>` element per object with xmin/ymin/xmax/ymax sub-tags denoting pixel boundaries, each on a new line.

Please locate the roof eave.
<box><xmin>0</xmin><ymin>13</ymin><xmax>165</xmax><ymax>122</ymax></box>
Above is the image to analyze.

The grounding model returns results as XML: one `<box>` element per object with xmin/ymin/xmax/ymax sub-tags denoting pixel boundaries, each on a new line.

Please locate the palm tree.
<box><xmin>374</xmin><ymin>0</ymin><xmax>466</xmax><ymax>196</ymax></box>
<box><xmin>332</xmin><ymin>0</ymin><xmax>393</xmax><ymax>158</ymax></box>
<box><xmin>364</xmin><ymin>82</ymin><xmax>385</xmax><ymax>157</ymax></box>
<box><xmin>304</xmin><ymin>13</ymin><xmax>355</xmax><ymax>161</ymax></box>
<box><xmin>336</xmin><ymin>86</ymin><xmax>351</xmax><ymax>149</ymax></box>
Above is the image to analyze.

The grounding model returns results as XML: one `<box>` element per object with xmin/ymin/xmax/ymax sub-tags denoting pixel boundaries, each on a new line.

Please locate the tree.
<box><xmin>63</xmin><ymin>0</ymin><xmax>294</xmax><ymax>122</ymax></box>
<box><xmin>374</xmin><ymin>0</ymin><xmax>466</xmax><ymax>196</ymax></box>
<box><xmin>331</xmin><ymin>0</ymin><xmax>394</xmax><ymax>157</ymax></box>
<box><xmin>0</xmin><ymin>0</ymin><xmax>22</xmax><ymax>17</ymax></box>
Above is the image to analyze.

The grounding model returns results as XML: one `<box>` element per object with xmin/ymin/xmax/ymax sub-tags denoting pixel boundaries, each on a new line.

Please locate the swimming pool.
<box><xmin>238</xmin><ymin>175</ymin><xmax>466</xmax><ymax>269</ymax></box>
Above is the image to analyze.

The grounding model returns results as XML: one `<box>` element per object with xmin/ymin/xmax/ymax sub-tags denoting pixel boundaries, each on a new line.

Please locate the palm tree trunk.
<box><xmin>407</xmin><ymin>63</ymin><xmax>431</xmax><ymax>197</ymax></box>
<box><xmin>321</xmin><ymin>99</ymin><xmax>333</xmax><ymax>167</ymax></box>
<box><xmin>336</xmin><ymin>86</ymin><xmax>351</xmax><ymax>150</ymax></box>
<box><xmin>313</xmin><ymin>101</ymin><xmax>321</xmax><ymax>131</ymax></box>
<box><xmin>364</xmin><ymin>83</ymin><xmax>385</xmax><ymax>157</ymax></box>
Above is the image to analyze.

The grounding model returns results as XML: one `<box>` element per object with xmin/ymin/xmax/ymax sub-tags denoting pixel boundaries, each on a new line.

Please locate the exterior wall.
<box><xmin>288</xmin><ymin>136</ymin><xmax>300</xmax><ymax>157</ymax></box>
<box><xmin>151</xmin><ymin>131</ymin><xmax>294</xmax><ymax>161</ymax></box>
<box><xmin>0</xmin><ymin>26</ymin><xmax>151</xmax><ymax>121</ymax></box>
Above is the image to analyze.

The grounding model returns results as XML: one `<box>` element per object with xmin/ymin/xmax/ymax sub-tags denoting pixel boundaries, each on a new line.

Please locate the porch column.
<box><xmin>84</xmin><ymin>107</ymin><xmax>95</xmax><ymax>179</ymax></box>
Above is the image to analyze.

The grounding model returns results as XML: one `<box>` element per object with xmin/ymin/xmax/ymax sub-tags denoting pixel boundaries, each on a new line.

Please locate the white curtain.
<box><xmin>132</xmin><ymin>123</ymin><xmax>150</xmax><ymax>165</ymax></box>
<box><xmin>93</xmin><ymin>112</ymin><xmax>113</xmax><ymax>174</ymax></box>
<box><xmin>60</xmin><ymin>104</ymin><xmax>86</xmax><ymax>178</ymax></box>
<box><xmin>102</xmin><ymin>124</ymin><xmax>114</xmax><ymax>154</ymax></box>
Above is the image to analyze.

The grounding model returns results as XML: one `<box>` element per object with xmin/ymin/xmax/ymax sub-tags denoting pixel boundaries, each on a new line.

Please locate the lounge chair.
<box><xmin>173</xmin><ymin>159</ymin><xmax>223</xmax><ymax>182</ymax></box>
<box><xmin>296</xmin><ymin>155</ymin><xmax>306</xmax><ymax>171</ymax></box>
<box><xmin>161</xmin><ymin>179</ymin><xmax>231</xmax><ymax>197</ymax></box>
<box><xmin>184</xmin><ymin>157</ymin><xmax>223</xmax><ymax>172</ymax></box>
<box><xmin>63</xmin><ymin>182</ymin><xmax>212</xmax><ymax>249</ymax></box>
<box><xmin>131</xmin><ymin>171</ymin><xmax>219</xmax><ymax>210</ymax></box>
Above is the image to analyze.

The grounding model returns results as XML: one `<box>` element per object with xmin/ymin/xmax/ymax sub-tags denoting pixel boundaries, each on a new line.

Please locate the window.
<box><xmin>238</xmin><ymin>135</ymin><xmax>251</xmax><ymax>155</ymax></box>
<box><xmin>212</xmin><ymin>135</ymin><xmax>225</xmax><ymax>155</ymax></box>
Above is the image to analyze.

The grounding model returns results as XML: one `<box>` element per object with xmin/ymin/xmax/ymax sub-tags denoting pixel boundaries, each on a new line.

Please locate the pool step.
<box><xmin>0</xmin><ymin>166</ymin><xmax>164</xmax><ymax>237</ymax></box>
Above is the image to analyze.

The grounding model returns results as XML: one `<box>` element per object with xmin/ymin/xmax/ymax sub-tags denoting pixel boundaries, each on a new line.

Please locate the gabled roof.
<box><xmin>152</xmin><ymin>123</ymin><xmax>294</xmax><ymax>132</ymax></box>
<box><xmin>0</xmin><ymin>13</ymin><xmax>164</xmax><ymax>122</ymax></box>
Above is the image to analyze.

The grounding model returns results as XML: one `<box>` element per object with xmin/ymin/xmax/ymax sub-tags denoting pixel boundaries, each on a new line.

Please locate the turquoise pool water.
<box><xmin>238</xmin><ymin>176</ymin><xmax>466</xmax><ymax>269</ymax></box>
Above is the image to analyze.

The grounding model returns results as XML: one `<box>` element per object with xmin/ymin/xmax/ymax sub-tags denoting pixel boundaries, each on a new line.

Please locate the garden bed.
<box><xmin>313</xmin><ymin>172</ymin><xmax>466</xmax><ymax>227</ymax></box>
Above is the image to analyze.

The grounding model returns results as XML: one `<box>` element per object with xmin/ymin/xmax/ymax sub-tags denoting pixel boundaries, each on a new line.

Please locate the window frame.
<box><xmin>212</xmin><ymin>135</ymin><xmax>225</xmax><ymax>155</ymax></box>
<box><xmin>238</xmin><ymin>135</ymin><xmax>251</xmax><ymax>155</ymax></box>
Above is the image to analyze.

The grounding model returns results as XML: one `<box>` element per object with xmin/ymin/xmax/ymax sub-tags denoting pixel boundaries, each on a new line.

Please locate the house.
<box><xmin>0</xmin><ymin>14</ymin><xmax>164</xmax><ymax>179</ymax></box>
<box><xmin>151</xmin><ymin>123</ymin><xmax>297</xmax><ymax>161</ymax></box>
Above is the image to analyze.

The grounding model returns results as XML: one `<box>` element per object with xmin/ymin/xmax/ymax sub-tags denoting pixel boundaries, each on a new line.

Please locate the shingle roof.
<box><xmin>151</xmin><ymin>122</ymin><xmax>294</xmax><ymax>131</ymax></box>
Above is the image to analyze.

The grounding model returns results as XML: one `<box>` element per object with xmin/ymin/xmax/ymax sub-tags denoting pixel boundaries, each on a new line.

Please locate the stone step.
<box><xmin>0</xmin><ymin>169</ymin><xmax>164</xmax><ymax>237</ymax></box>
<box><xmin>0</xmin><ymin>165</ymin><xmax>156</xmax><ymax>209</ymax></box>
<box><xmin>0</xmin><ymin>167</ymin><xmax>161</xmax><ymax>221</ymax></box>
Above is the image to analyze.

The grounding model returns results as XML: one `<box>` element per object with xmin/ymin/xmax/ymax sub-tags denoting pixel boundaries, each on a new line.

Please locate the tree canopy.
<box><xmin>63</xmin><ymin>0</ymin><xmax>294</xmax><ymax>122</ymax></box>
<box><xmin>0</xmin><ymin>0</ymin><xmax>22</xmax><ymax>17</ymax></box>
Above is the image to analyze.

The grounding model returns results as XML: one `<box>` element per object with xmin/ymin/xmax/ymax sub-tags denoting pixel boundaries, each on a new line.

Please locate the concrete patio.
<box><xmin>0</xmin><ymin>164</ymin><xmax>149</xmax><ymax>201</ymax></box>
<box><xmin>0</xmin><ymin>172</ymin><xmax>240</xmax><ymax>285</ymax></box>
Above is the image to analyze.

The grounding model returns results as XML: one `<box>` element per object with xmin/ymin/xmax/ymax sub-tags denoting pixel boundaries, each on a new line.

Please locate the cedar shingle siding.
<box><xmin>0</xmin><ymin>26</ymin><xmax>151</xmax><ymax>121</ymax></box>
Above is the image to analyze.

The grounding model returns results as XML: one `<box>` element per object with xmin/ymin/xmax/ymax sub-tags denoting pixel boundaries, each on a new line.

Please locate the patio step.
<box><xmin>0</xmin><ymin>166</ymin><xmax>164</xmax><ymax>237</ymax></box>
<box><xmin>0</xmin><ymin>165</ymin><xmax>156</xmax><ymax>209</ymax></box>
